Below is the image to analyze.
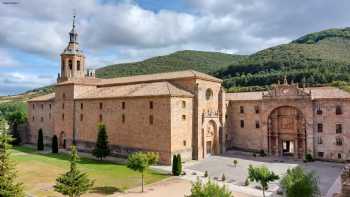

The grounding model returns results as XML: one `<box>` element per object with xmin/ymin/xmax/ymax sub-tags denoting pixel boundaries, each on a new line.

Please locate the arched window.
<box><xmin>68</xmin><ymin>60</ymin><xmax>73</xmax><ymax>70</ymax></box>
<box><xmin>77</xmin><ymin>60</ymin><xmax>81</xmax><ymax>71</ymax></box>
<box><xmin>205</xmin><ymin>88</ymin><xmax>213</xmax><ymax>100</ymax></box>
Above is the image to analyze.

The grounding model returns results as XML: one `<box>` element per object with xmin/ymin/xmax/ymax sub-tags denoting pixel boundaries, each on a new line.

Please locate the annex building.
<box><xmin>27</xmin><ymin>18</ymin><xmax>350</xmax><ymax>164</ymax></box>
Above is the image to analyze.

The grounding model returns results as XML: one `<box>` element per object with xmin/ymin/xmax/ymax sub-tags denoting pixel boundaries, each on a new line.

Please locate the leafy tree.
<box><xmin>233</xmin><ymin>160</ymin><xmax>238</xmax><ymax>168</ymax></box>
<box><xmin>0</xmin><ymin>118</ymin><xmax>25</xmax><ymax>197</ymax></box>
<box><xmin>248</xmin><ymin>165</ymin><xmax>279</xmax><ymax>197</ymax></box>
<box><xmin>187</xmin><ymin>179</ymin><xmax>232</xmax><ymax>197</ymax></box>
<box><xmin>6</xmin><ymin>111</ymin><xmax>26</xmax><ymax>145</ymax></box>
<box><xmin>281</xmin><ymin>167</ymin><xmax>320</xmax><ymax>197</ymax></box>
<box><xmin>127</xmin><ymin>152</ymin><xmax>159</xmax><ymax>192</ymax></box>
<box><xmin>92</xmin><ymin>124</ymin><xmax>110</xmax><ymax>160</ymax></box>
<box><xmin>52</xmin><ymin>135</ymin><xmax>58</xmax><ymax>153</ymax></box>
<box><xmin>54</xmin><ymin>146</ymin><xmax>94</xmax><ymax>197</ymax></box>
<box><xmin>37</xmin><ymin>129</ymin><xmax>44</xmax><ymax>151</ymax></box>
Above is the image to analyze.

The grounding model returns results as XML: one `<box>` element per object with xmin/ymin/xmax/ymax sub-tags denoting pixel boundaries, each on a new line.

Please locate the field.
<box><xmin>12</xmin><ymin>146</ymin><xmax>168</xmax><ymax>197</ymax></box>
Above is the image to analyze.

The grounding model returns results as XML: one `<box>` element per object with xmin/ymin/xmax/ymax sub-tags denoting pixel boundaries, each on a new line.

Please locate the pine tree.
<box><xmin>177</xmin><ymin>154</ymin><xmax>182</xmax><ymax>176</ymax></box>
<box><xmin>0</xmin><ymin>118</ymin><xmax>25</xmax><ymax>197</ymax></box>
<box><xmin>92</xmin><ymin>124</ymin><xmax>110</xmax><ymax>160</ymax></box>
<box><xmin>172</xmin><ymin>154</ymin><xmax>178</xmax><ymax>176</ymax></box>
<box><xmin>37</xmin><ymin>129</ymin><xmax>44</xmax><ymax>151</ymax></box>
<box><xmin>52</xmin><ymin>135</ymin><xmax>58</xmax><ymax>153</ymax></box>
<box><xmin>54</xmin><ymin>146</ymin><xmax>94</xmax><ymax>197</ymax></box>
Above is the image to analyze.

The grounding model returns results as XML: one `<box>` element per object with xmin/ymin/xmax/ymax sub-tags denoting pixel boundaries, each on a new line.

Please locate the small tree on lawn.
<box><xmin>37</xmin><ymin>128</ymin><xmax>44</xmax><ymax>151</ymax></box>
<box><xmin>187</xmin><ymin>178</ymin><xmax>232</xmax><ymax>197</ymax></box>
<box><xmin>54</xmin><ymin>146</ymin><xmax>94</xmax><ymax>197</ymax></box>
<box><xmin>233</xmin><ymin>160</ymin><xmax>238</xmax><ymax>168</ymax></box>
<box><xmin>127</xmin><ymin>152</ymin><xmax>159</xmax><ymax>192</ymax></box>
<box><xmin>92</xmin><ymin>124</ymin><xmax>110</xmax><ymax>160</ymax></box>
<box><xmin>52</xmin><ymin>135</ymin><xmax>59</xmax><ymax>153</ymax></box>
<box><xmin>177</xmin><ymin>154</ymin><xmax>182</xmax><ymax>175</ymax></box>
<box><xmin>248</xmin><ymin>165</ymin><xmax>279</xmax><ymax>197</ymax></box>
<box><xmin>172</xmin><ymin>154</ymin><xmax>178</xmax><ymax>176</ymax></box>
<box><xmin>281</xmin><ymin>167</ymin><xmax>320</xmax><ymax>197</ymax></box>
<box><xmin>0</xmin><ymin>118</ymin><xmax>25</xmax><ymax>197</ymax></box>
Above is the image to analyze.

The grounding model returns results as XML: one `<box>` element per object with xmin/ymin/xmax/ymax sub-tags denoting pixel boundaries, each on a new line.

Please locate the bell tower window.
<box><xmin>77</xmin><ymin>60</ymin><xmax>81</xmax><ymax>71</ymax></box>
<box><xmin>68</xmin><ymin>60</ymin><xmax>73</xmax><ymax>70</ymax></box>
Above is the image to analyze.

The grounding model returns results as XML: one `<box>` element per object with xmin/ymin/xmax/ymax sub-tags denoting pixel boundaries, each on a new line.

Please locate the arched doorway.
<box><xmin>204</xmin><ymin>120</ymin><xmax>217</xmax><ymax>156</ymax></box>
<box><xmin>267</xmin><ymin>106</ymin><xmax>306</xmax><ymax>159</ymax></box>
<box><xmin>59</xmin><ymin>131</ymin><xmax>66</xmax><ymax>149</ymax></box>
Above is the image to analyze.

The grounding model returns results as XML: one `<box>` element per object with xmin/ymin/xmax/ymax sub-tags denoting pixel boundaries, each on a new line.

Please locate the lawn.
<box><xmin>11</xmin><ymin>146</ymin><xmax>168</xmax><ymax>197</ymax></box>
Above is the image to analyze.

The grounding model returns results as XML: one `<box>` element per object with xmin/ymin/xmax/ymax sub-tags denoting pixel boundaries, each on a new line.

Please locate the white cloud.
<box><xmin>0</xmin><ymin>72</ymin><xmax>55</xmax><ymax>89</ymax></box>
<box><xmin>0</xmin><ymin>49</ymin><xmax>19</xmax><ymax>67</ymax></box>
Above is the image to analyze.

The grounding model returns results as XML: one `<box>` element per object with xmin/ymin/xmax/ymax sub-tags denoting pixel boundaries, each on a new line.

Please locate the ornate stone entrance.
<box><xmin>267</xmin><ymin>106</ymin><xmax>306</xmax><ymax>158</ymax></box>
<box><xmin>203</xmin><ymin>120</ymin><xmax>218</xmax><ymax>157</ymax></box>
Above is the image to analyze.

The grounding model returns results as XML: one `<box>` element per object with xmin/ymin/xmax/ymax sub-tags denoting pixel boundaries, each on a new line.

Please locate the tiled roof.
<box><xmin>225</xmin><ymin>91</ymin><xmax>264</xmax><ymax>101</ymax></box>
<box><xmin>76</xmin><ymin>81</ymin><xmax>193</xmax><ymax>99</ymax></box>
<box><xmin>28</xmin><ymin>93</ymin><xmax>55</xmax><ymax>102</ymax></box>
<box><xmin>306</xmin><ymin>87</ymin><xmax>350</xmax><ymax>100</ymax></box>
<box><xmin>98</xmin><ymin>70</ymin><xmax>222</xmax><ymax>86</ymax></box>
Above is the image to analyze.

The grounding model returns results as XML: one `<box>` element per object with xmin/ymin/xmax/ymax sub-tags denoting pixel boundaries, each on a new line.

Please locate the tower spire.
<box><xmin>69</xmin><ymin>11</ymin><xmax>78</xmax><ymax>43</ymax></box>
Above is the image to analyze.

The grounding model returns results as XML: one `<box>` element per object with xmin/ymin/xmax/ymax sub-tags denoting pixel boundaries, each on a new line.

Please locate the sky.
<box><xmin>1</xmin><ymin>0</ymin><xmax>350</xmax><ymax>96</ymax></box>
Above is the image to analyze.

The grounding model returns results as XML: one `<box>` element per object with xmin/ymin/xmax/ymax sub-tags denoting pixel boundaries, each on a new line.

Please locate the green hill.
<box><xmin>96</xmin><ymin>50</ymin><xmax>245</xmax><ymax>78</ymax></box>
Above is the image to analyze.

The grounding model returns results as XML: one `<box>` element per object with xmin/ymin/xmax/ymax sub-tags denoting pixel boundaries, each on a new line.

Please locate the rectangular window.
<box><xmin>33</xmin><ymin>104</ymin><xmax>35</xmax><ymax>109</ymax></box>
<box><xmin>336</xmin><ymin>137</ymin><xmax>343</xmax><ymax>146</ymax></box>
<box><xmin>255</xmin><ymin>120</ymin><xmax>260</xmax><ymax>128</ymax></box>
<box><xmin>80</xmin><ymin>114</ymin><xmax>83</xmax><ymax>121</ymax></box>
<box><xmin>317</xmin><ymin>123</ymin><xmax>323</xmax><ymax>132</ymax></box>
<box><xmin>183</xmin><ymin>140</ymin><xmax>186</xmax><ymax>146</ymax></box>
<box><xmin>336</xmin><ymin>105</ymin><xmax>342</xmax><ymax>115</ymax></box>
<box><xmin>316</xmin><ymin>104</ymin><xmax>322</xmax><ymax>115</ymax></box>
<box><xmin>182</xmin><ymin>115</ymin><xmax>186</xmax><ymax>120</ymax></box>
<box><xmin>149</xmin><ymin>115</ymin><xmax>154</xmax><ymax>125</ymax></box>
<box><xmin>240</xmin><ymin>120</ymin><xmax>244</xmax><ymax>128</ymax></box>
<box><xmin>338</xmin><ymin>153</ymin><xmax>342</xmax><ymax>159</ymax></box>
<box><xmin>77</xmin><ymin>60</ymin><xmax>81</xmax><ymax>71</ymax></box>
<box><xmin>182</xmin><ymin>101</ymin><xmax>186</xmax><ymax>108</ymax></box>
<box><xmin>122</xmin><ymin>102</ymin><xmax>126</xmax><ymax>110</ymax></box>
<box><xmin>255</xmin><ymin>106</ymin><xmax>260</xmax><ymax>114</ymax></box>
<box><xmin>99</xmin><ymin>102</ymin><xmax>103</xmax><ymax>110</ymax></box>
<box><xmin>318</xmin><ymin>137</ymin><xmax>323</xmax><ymax>144</ymax></box>
<box><xmin>122</xmin><ymin>114</ymin><xmax>125</xmax><ymax>123</ymax></box>
<box><xmin>80</xmin><ymin>103</ymin><xmax>83</xmax><ymax>110</ymax></box>
<box><xmin>336</xmin><ymin>124</ymin><xmax>342</xmax><ymax>134</ymax></box>
<box><xmin>62</xmin><ymin>103</ymin><xmax>65</xmax><ymax>109</ymax></box>
<box><xmin>41</xmin><ymin>104</ymin><xmax>44</xmax><ymax>109</ymax></box>
<box><xmin>62</xmin><ymin>113</ymin><xmax>65</xmax><ymax>121</ymax></box>
<box><xmin>40</xmin><ymin>117</ymin><xmax>44</xmax><ymax>122</ymax></box>
<box><xmin>318</xmin><ymin>152</ymin><xmax>324</xmax><ymax>158</ymax></box>
<box><xmin>240</xmin><ymin>106</ymin><xmax>244</xmax><ymax>114</ymax></box>
<box><xmin>49</xmin><ymin>104</ymin><xmax>52</xmax><ymax>110</ymax></box>
<box><xmin>149</xmin><ymin>101</ymin><xmax>153</xmax><ymax>109</ymax></box>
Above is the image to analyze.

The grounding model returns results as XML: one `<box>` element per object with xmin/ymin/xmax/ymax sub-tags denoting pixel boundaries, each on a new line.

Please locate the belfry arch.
<box><xmin>267</xmin><ymin>106</ymin><xmax>306</xmax><ymax>159</ymax></box>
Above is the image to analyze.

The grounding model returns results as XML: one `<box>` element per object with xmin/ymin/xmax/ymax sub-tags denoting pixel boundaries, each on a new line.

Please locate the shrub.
<box><xmin>37</xmin><ymin>129</ymin><xmax>44</xmax><ymax>151</ymax></box>
<box><xmin>204</xmin><ymin>170</ymin><xmax>208</xmax><ymax>178</ymax></box>
<box><xmin>281</xmin><ymin>167</ymin><xmax>320</xmax><ymax>197</ymax></box>
<box><xmin>233</xmin><ymin>159</ymin><xmax>238</xmax><ymax>167</ymax></box>
<box><xmin>188</xmin><ymin>179</ymin><xmax>232</xmax><ymax>197</ymax></box>
<box><xmin>52</xmin><ymin>135</ymin><xmax>58</xmax><ymax>153</ymax></box>
<box><xmin>221</xmin><ymin>174</ymin><xmax>226</xmax><ymax>181</ymax></box>
<box><xmin>304</xmin><ymin>154</ymin><xmax>314</xmax><ymax>162</ymax></box>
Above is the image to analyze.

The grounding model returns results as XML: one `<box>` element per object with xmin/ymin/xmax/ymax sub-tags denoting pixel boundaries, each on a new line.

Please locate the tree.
<box><xmin>172</xmin><ymin>154</ymin><xmax>182</xmax><ymax>176</ymax></box>
<box><xmin>177</xmin><ymin>154</ymin><xmax>182</xmax><ymax>175</ymax></box>
<box><xmin>52</xmin><ymin>135</ymin><xmax>59</xmax><ymax>153</ymax></box>
<box><xmin>92</xmin><ymin>124</ymin><xmax>110</xmax><ymax>160</ymax></box>
<box><xmin>54</xmin><ymin>146</ymin><xmax>94</xmax><ymax>197</ymax></box>
<box><xmin>37</xmin><ymin>129</ymin><xmax>44</xmax><ymax>151</ymax></box>
<box><xmin>233</xmin><ymin>160</ymin><xmax>238</xmax><ymax>168</ymax></box>
<box><xmin>127</xmin><ymin>152</ymin><xmax>159</xmax><ymax>192</ymax></box>
<box><xmin>248</xmin><ymin>165</ymin><xmax>279</xmax><ymax>197</ymax></box>
<box><xmin>281</xmin><ymin>167</ymin><xmax>320</xmax><ymax>197</ymax></box>
<box><xmin>7</xmin><ymin>111</ymin><xmax>26</xmax><ymax>145</ymax></box>
<box><xmin>0</xmin><ymin>118</ymin><xmax>25</xmax><ymax>197</ymax></box>
<box><xmin>172</xmin><ymin>154</ymin><xmax>178</xmax><ymax>176</ymax></box>
<box><xmin>187</xmin><ymin>179</ymin><xmax>232</xmax><ymax>197</ymax></box>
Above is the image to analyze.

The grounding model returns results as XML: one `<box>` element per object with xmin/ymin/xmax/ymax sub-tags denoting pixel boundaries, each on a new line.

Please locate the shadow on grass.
<box><xmin>90</xmin><ymin>186</ymin><xmax>124</xmax><ymax>195</ymax></box>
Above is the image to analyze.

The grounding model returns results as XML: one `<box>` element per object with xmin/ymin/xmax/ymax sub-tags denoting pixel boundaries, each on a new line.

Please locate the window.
<box><xmin>122</xmin><ymin>102</ymin><xmax>125</xmax><ymax>110</ymax></box>
<box><xmin>149</xmin><ymin>101</ymin><xmax>153</xmax><ymax>109</ymax></box>
<box><xmin>80</xmin><ymin>103</ymin><xmax>83</xmax><ymax>110</ymax></box>
<box><xmin>318</xmin><ymin>136</ymin><xmax>323</xmax><ymax>144</ymax></box>
<box><xmin>240</xmin><ymin>120</ymin><xmax>245</xmax><ymax>128</ymax></box>
<box><xmin>336</xmin><ymin>124</ymin><xmax>342</xmax><ymax>134</ymax></box>
<box><xmin>255</xmin><ymin>106</ymin><xmax>260</xmax><ymax>114</ymax></box>
<box><xmin>62</xmin><ymin>113</ymin><xmax>65</xmax><ymax>121</ymax></box>
<box><xmin>318</xmin><ymin>152</ymin><xmax>324</xmax><ymax>158</ymax></box>
<box><xmin>182</xmin><ymin>115</ymin><xmax>186</xmax><ymax>120</ymax></box>
<box><xmin>338</xmin><ymin>153</ymin><xmax>342</xmax><ymax>159</ymax></box>
<box><xmin>182</xmin><ymin>101</ymin><xmax>186</xmax><ymax>108</ymax></box>
<box><xmin>49</xmin><ymin>104</ymin><xmax>51</xmax><ymax>110</ymax></box>
<box><xmin>255</xmin><ymin>120</ymin><xmax>260</xmax><ymax>128</ymax></box>
<box><xmin>149</xmin><ymin>115</ymin><xmax>154</xmax><ymax>125</ymax></box>
<box><xmin>336</xmin><ymin>105</ymin><xmax>342</xmax><ymax>115</ymax></box>
<box><xmin>32</xmin><ymin>116</ymin><xmax>35</xmax><ymax>121</ymax></box>
<box><xmin>99</xmin><ymin>102</ymin><xmax>103</xmax><ymax>110</ymax></box>
<box><xmin>122</xmin><ymin>114</ymin><xmax>125</xmax><ymax>123</ymax></box>
<box><xmin>336</xmin><ymin>137</ymin><xmax>343</xmax><ymax>146</ymax></box>
<box><xmin>63</xmin><ymin>93</ymin><xmax>66</xmax><ymax>99</ymax></box>
<box><xmin>40</xmin><ymin>117</ymin><xmax>44</xmax><ymax>122</ymax></box>
<box><xmin>41</xmin><ymin>104</ymin><xmax>44</xmax><ymax>109</ymax></box>
<box><xmin>80</xmin><ymin>114</ymin><xmax>83</xmax><ymax>121</ymax></box>
<box><xmin>316</xmin><ymin>107</ymin><xmax>322</xmax><ymax>115</ymax></box>
<box><xmin>183</xmin><ymin>140</ymin><xmax>186</xmax><ymax>146</ymax></box>
<box><xmin>62</xmin><ymin>103</ymin><xmax>65</xmax><ymax>109</ymax></box>
<box><xmin>33</xmin><ymin>104</ymin><xmax>35</xmax><ymax>109</ymax></box>
<box><xmin>317</xmin><ymin>123</ymin><xmax>323</xmax><ymax>133</ymax></box>
<box><xmin>240</xmin><ymin>106</ymin><xmax>244</xmax><ymax>114</ymax></box>
<box><xmin>99</xmin><ymin>114</ymin><xmax>103</xmax><ymax>122</ymax></box>
<box><xmin>205</xmin><ymin>89</ymin><xmax>213</xmax><ymax>100</ymax></box>
<box><xmin>77</xmin><ymin>60</ymin><xmax>81</xmax><ymax>71</ymax></box>
<box><xmin>68</xmin><ymin>60</ymin><xmax>72</xmax><ymax>70</ymax></box>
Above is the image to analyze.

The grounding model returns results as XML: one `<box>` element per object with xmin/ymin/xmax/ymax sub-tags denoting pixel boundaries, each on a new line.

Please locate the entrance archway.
<box><xmin>267</xmin><ymin>106</ymin><xmax>306</xmax><ymax>159</ymax></box>
<box><xmin>204</xmin><ymin>120</ymin><xmax>217</xmax><ymax>156</ymax></box>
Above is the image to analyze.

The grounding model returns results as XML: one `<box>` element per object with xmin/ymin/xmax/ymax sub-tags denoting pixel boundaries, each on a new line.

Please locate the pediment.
<box><xmin>263</xmin><ymin>84</ymin><xmax>311</xmax><ymax>99</ymax></box>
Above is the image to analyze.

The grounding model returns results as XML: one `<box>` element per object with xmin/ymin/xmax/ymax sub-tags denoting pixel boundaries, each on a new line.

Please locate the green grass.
<box><xmin>11</xmin><ymin>146</ymin><xmax>168</xmax><ymax>197</ymax></box>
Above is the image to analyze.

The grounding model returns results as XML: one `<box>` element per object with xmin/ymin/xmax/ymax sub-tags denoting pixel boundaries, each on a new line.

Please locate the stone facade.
<box><xmin>226</xmin><ymin>80</ymin><xmax>350</xmax><ymax>162</ymax></box>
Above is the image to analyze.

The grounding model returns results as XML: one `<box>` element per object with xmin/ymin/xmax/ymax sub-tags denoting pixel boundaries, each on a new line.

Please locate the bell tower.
<box><xmin>57</xmin><ymin>14</ymin><xmax>86</xmax><ymax>83</ymax></box>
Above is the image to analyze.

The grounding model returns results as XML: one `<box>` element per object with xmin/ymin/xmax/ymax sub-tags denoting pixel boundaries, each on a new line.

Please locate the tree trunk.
<box><xmin>141</xmin><ymin>171</ymin><xmax>144</xmax><ymax>192</ymax></box>
<box><xmin>262</xmin><ymin>188</ymin><xmax>265</xmax><ymax>197</ymax></box>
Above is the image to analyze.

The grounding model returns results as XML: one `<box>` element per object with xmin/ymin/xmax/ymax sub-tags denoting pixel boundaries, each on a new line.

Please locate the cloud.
<box><xmin>0</xmin><ymin>49</ymin><xmax>19</xmax><ymax>67</ymax></box>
